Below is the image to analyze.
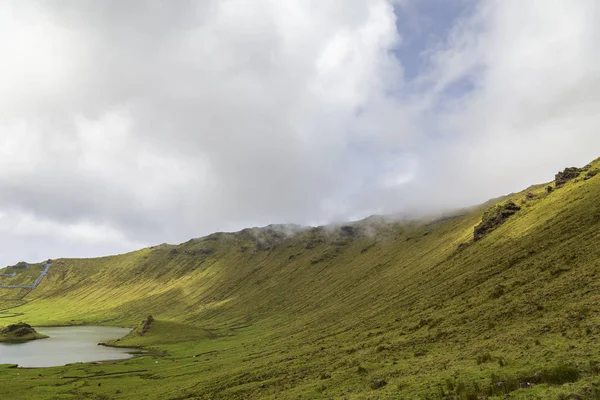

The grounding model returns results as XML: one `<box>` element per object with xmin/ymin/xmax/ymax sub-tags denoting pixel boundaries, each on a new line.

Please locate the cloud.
<box><xmin>0</xmin><ymin>0</ymin><xmax>599</xmax><ymax>265</ymax></box>
<box><xmin>410</xmin><ymin>0</ymin><xmax>600</xmax><ymax>209</ymax></box>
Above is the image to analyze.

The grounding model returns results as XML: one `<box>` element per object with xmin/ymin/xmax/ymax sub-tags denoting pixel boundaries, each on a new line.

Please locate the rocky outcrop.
<box><xmin>184</xmin><ymin>248</ymin><xmax>214</xmax><ymax>256</ymax></box>
<box><xmin>474</xmin><ymin>201</ymin><xmax>521</xmax><ymax>241</ymax></box>
<box><xmin>140</xmin><ymin>315</ymin><xmax>154</xmax><ymax>335</ymax></box>
<box><xmin>585</xmin><ymin>169</ymin><xmax>599</xmax><ymax>180</ymax></box>
<box><xmin>339</xmin><ymin>225</ymin><xmax>359</xmax><ymax>237</ymax></box>
<box><xmin>12</xmin><ymin>261</ymin><xmax>29</xmax><ymax>269</ymax></box>
<box><xmin>0</xmin><ymin>322</ymin><xmax>48</xmax><ymax>342</ymax></box>
<box><xmin>555</xmin><ymin>167</ymin><xmax>583</xmax><ymax>187</ymax></box>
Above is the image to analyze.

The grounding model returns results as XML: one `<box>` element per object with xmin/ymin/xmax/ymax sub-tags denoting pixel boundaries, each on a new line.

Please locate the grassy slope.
<box><xmin>0</xmin><ymin>159</ymin><xmax>598</xmax><ymax>399</ymax></box>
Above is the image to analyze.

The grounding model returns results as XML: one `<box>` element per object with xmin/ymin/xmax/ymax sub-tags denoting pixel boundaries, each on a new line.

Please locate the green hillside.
<box><xmin>0</xmin><ymin>158</ymin><xmax>599</xmax><ymax>399</ymax></box>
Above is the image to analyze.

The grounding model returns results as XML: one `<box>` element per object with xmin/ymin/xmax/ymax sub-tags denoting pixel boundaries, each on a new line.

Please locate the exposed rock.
<box><xmin>0</xmin><ymin>322</ymin><xmax>47</xmax><ymax>342</ymax></box>
<box><xmin>339</xmin><ymin>225</ymin><xmax>358</xmax><ymax>238</ymax></box>
<box><xmin>305</xmin><ymin>239</ymin><xmax>325</xmax><ymax>249</ymax></box>
<box><xmin>12</xmin><ymin>261</ymin><xmax>29</xmax><ymax>269</ymax></box>
<box><xmin>255</xmin><ymin>241</ymin><xmax>275</xmax><ymax>252</ymax></box>
<box><xmin>474</xmin><ymin>201</ymin><xmax>521</xmax><ymax>241</ymax></box>
<box><xmin>555</xmin><ymin>167</ymin><xmax>583</xmax><ymax>187</ymax></box>
<box><xmin>519</xmin><ymin>382</ymin><xmax>532</xmax><ymax>389</ymax></box>
<box><xmin>521</xmin><ymin>371</ymin><xmax>543</xmax><ymax>384</ymax></box>
<box><xmin>360</xmin><ymin>243</ymin><xmax>376</xmax><ymax>254</ymax></box>
<box><xmin>202</xmin><ymin>233</ymin><xmax>223</xmax><ymax>242</ymax></box>
<box><xmin>585</xmin><ymin>169</ymin><xmax>599</xmax><ymax>180</ymax></box>
<box><xmin>457</xmin><ymin>242</ymin><xmax>469</xmax><ymax>251</ymax></box>
<box><xmin>3</xmin><ymin>322</ymin><xmax>34</xmax><ymax>336</ymax></box>
<box><xmin>140</xmin><ymin>315</ymin><xmax>154</xmax><ymax>335</ymax></box>
<box><xmin>525</xmin><ymin>192</ymin><xmax>536</xmax><ymax>200</ymax></box>
<box><xmin>184</xmin><ymin>248</ymin><xmax>214</xmax><ymax>257</ymax></box>
<box><xmin>371</xmin><ymin>378</ymin><xmax>387</xmax><ymax>389</ymax></box>
<box><xmin>169</xmin><ymin>248</ymin><xmax>180</xmax><ymax>255</ymax></box>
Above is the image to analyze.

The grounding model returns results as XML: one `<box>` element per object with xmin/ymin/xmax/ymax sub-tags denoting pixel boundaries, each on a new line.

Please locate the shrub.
<box><xmin>490</xmin><ymin>285</ymin><xmax>506</xmax><ymax>299</ymax></box>
<box><xmin>476</xmin><ymin>352</ymin><xmax>493</xmax><ymax>365</ymax></box>
<box><xmin>589</xmin><ymin>360</ymin><xmax>600</xmax><ymax>375</ymax></box>
<box><xmin>542</xmin><ymin>363</ymin><xmax>579</xmax><ymax>385</ymax></box>
<box><xmin>444</xmin><ymin>378</ymin><xmax>454</xmax><ymax>392</ymax></box>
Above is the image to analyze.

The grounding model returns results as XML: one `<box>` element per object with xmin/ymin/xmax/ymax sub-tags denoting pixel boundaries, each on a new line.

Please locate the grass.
<box><xmin>0</xmin><ymin>157</ymin><xmax>598</xmax><ymax>398</ymax></box>
<box><xmin>0</xmin><ymin>323</ymin><xmax>48</xmax><ymax>343</ymax></box>
<box><xmin>105</xmin><ymin>318</ymin><xmax>216</xmax><ymax>347</ymax></box>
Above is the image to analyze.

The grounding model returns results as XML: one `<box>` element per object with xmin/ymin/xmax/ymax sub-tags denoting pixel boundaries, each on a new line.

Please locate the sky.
<box><xmin>1</xmin><ymin>0</ymin><xmax>600</xmax><ymax>266</ymax></box>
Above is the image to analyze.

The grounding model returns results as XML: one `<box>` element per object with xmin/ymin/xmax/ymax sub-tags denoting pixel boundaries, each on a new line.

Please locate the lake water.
<box><xmin>0</xmin><ymin>326</ymin><xmax>136</xmax><ymax>367</ymax></box>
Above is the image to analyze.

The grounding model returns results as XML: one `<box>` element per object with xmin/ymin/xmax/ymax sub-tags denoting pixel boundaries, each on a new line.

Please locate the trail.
<box><xmin>0</xmin><ymin>262</ymin><xmax>52</xmax><ymax>319</ymax></box>
<box><xmin>0</xmin><ymin>262</ymin><xmax>52</xmax><ymax>290</ymax></box>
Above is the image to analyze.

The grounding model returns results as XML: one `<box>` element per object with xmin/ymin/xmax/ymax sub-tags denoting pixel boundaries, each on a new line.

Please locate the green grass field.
<box><xmin>0</xmin><ymin>158</ymin><xmax>599</xmax><ymax>399</ymax></box>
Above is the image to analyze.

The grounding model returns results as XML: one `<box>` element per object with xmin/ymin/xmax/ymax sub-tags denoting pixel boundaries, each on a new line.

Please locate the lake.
<box><xmin>0</xmin><ymin>326</ymin><xmax>136</xmax><ymax>367</ymax></box>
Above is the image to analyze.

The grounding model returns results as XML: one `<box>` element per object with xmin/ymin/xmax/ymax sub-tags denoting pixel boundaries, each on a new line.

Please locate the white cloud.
<box><xmin>0</xmin><ymin>0</ymin><xmax>599</xmax><ymax>265</ymax></box>
<box><xmin>414</xmin><ymin>0</ymin><xmax>600</xmax><ymax>209</ymax></box>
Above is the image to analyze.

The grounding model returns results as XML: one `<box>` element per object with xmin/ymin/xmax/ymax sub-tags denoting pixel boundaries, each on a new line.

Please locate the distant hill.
<box><xmin>0</xmin><ymin>157</ymin><xmax>599</xmax><ymax>399</ymax></box>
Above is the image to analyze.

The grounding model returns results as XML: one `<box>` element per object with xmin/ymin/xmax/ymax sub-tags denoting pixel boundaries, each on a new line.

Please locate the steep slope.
<box><xmin>0</xmin><ymin>158</ymin><xmax>599</xmax><ymax>399</ymax></box>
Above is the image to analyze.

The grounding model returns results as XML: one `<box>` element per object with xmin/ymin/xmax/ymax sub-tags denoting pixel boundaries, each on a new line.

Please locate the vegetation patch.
<box><xmin>475</xmin><ymin>352</ymin><xmax>494</xmax><ymax>365</ymax></box>
<box><xmin>105</xmin><ymin>318</ymin><xmax>216</xmax><ymax>347</ymax></box>
<box><xmin>438</xmin><ymin>363</ymin><xmax>581</xmax><ymax>399</ymax></box>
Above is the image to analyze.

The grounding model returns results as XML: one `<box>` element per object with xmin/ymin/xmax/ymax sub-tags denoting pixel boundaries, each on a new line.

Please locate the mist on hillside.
<box><xmin>1</xmin><ymin>1</ymin><xmax>600</xmax><ymax>266</ymax></box>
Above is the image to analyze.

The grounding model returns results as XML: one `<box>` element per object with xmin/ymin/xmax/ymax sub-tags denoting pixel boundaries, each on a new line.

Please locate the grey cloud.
<box><xmin>1</xmin><ymin>0</ymin><xmax>599</xmax><ymax>266</ymax></box>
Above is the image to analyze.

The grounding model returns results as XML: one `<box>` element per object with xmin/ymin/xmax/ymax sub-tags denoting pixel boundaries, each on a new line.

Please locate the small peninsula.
<box><xmin>0</xmin><ymin>323</ymin><xmax>48</xmax><ymax>343</ymax></box>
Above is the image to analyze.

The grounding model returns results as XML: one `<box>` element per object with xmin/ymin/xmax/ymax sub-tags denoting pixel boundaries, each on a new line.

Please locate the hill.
<box><xmin>0</xmin><ymin>158</ymin><xmax>599</xmax><ymax>399</ymax></box>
